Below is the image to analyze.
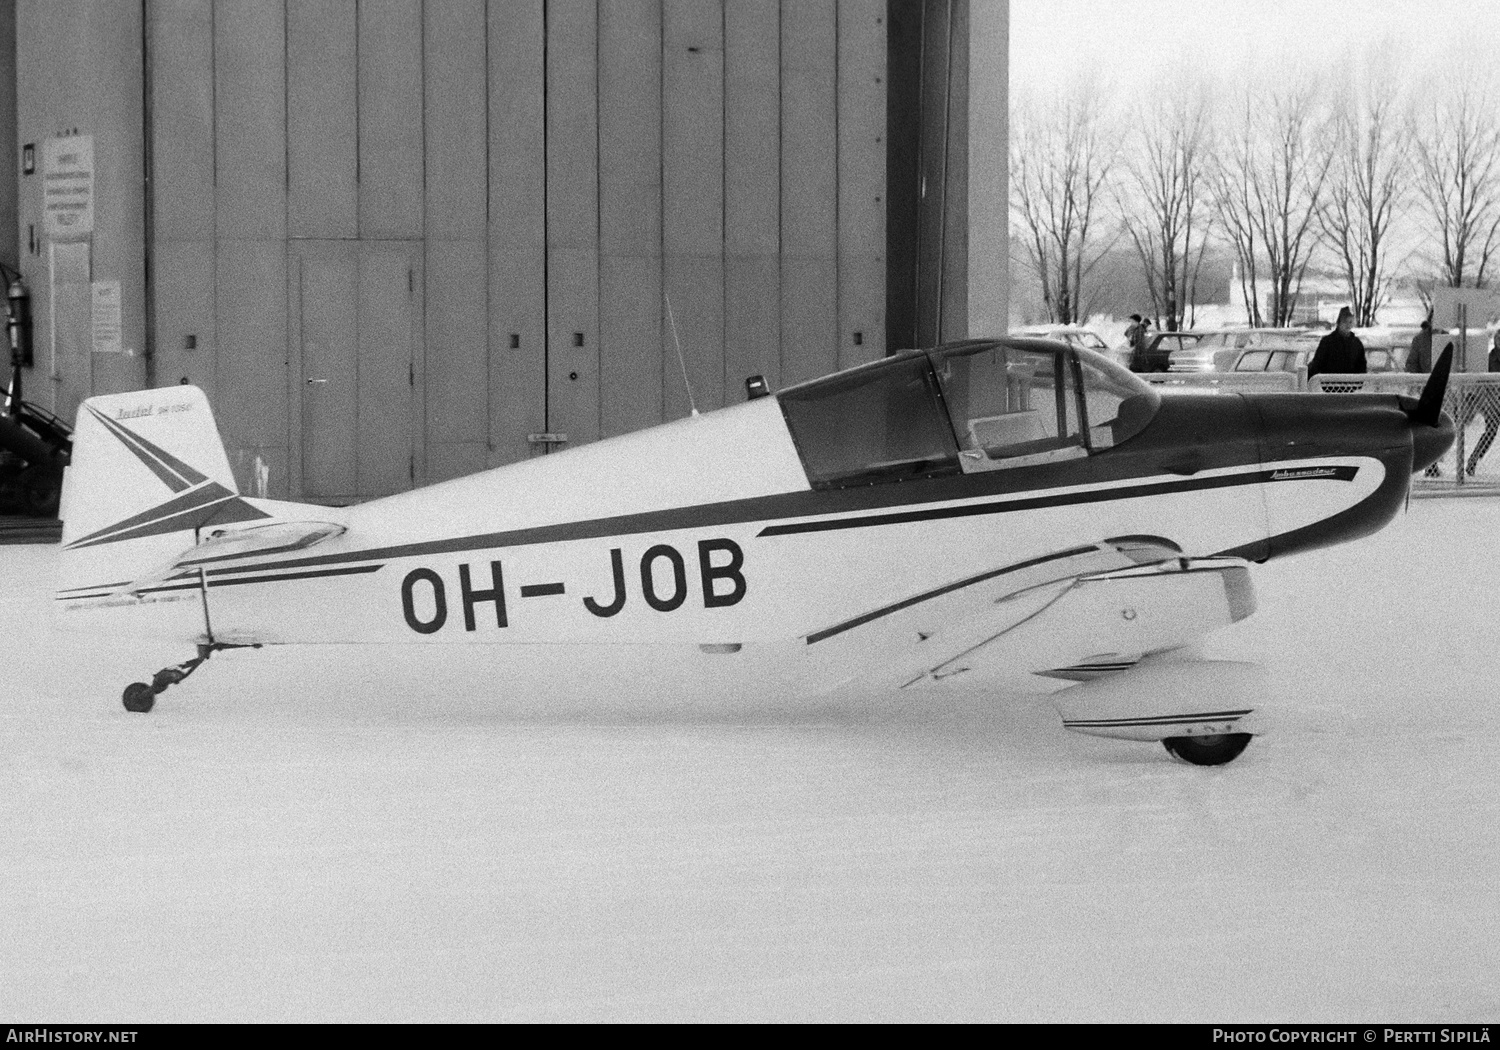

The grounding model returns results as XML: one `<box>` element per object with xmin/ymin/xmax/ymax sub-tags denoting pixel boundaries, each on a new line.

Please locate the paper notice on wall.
<box><xmin>42</xmin><ymin>135</ymin><xmax>94</xmax><ymax>239</ymax></box>
<box><xmin>91</xmin><ymin>281</ymin><xmax>122</xmax><ymax>354</ymax></box>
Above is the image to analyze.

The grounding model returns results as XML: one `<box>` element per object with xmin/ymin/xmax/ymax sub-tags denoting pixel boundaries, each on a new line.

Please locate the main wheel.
<box><xmin>1162</xmin><ymin>732</ymin><xmax>1251</xmax><ymax>766</ymax></box>
<box><xmin>122</xmin><ymin>683</ymin><xmax>156</xmax><ymax>713</ymax></box>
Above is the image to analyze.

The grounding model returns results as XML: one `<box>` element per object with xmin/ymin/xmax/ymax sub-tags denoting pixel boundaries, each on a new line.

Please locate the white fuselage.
<box><xmin>55</xmin><ymin>391</ymin><xmax>1385</xmax><ymax>704</ymax></box>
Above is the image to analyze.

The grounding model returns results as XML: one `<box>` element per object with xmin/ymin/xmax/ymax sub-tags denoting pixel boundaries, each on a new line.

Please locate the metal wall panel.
<box><xmin>663</xmin><ymin>0</ymin><xmax>724</xmax><ymax>417</ymax></box>
<box><xmin>780</xmin><ymin>0</ymin><xmax>838</xmax><ymax>385</ymax></box>
<box><xmin>214</xmin><ymin>0</ymin><xmax>285</xmax><ymax>242</ymax></box>
<box><xmin>150</xmin><ymin>242</ymin><xmax>217</xmax><ymax>396</ymax></box>
<box><xmin>291</xmin><ymin>242</ymin><xmax>359</xmax><ymax>498</ymax></box>
<box><xmin>545</xmin><ymin>0</ymin><xmax>601</xmax><ymax>446</ymax></box>
<box><xmin>724</xmin><ymin>0</ymin><xmax>781</xmax><ymax>397</ymax></box>
<box><xmin>486</xmin><ymin>0</ymin><xmax>546</xmax><ymax>467</ymax></box>
<box><xmin>938</xmin><ymin>0</ymin><xmax>968</xmax><ymax>340</ymax></box>
<box><xmin>967</xmin><ymin>0</ymin><xmax>1008</xmax><ymax>337</ymax></box>
<box><xmin>49</xmin><ymin>242</ymin><xmax>91</xmax><ymax>422</ymax></box>
<box><xmin>424</xmin><ymin>0</ymin><xmax>488</xmax><ymax>241</ymax></box>
<box><xmin>216</xmin><ymin>241</ymin><xmax>289</xmax><ymax>495</ymax></box>
<box><xmin>148</xmin><ymin>0</ymin><xmax>214</xmax><ymax>403</ymax></box>
<box><xmin>836</xmin><ymin>0</ymin><xmax>886</xmax><ymax>368</ymax></box>
<box><xmin>914</xmin><ymin>0</ymin><xmax>950</xmax><ymax>346</ymax></box>
<box><xmin>884</xmin><ymin>0</ymin><xmax>923</xmax><ymax>351</ymax></box>
<box><xmin>424</xmin><ymin>240</ymin><xmax>488</xmax><ymax>452</ymax></box>
<box><xmin>287</xmin><ymin>0</ymin><xmax>357</xmax><ymax>240</ymax></box>
<box><xmin>212</xmin><ymin>0</ymin><xmax>287</xmax><ymax>493</ymax></box>
<box><xmin>424</xmin><ymin>0</ymin><xmax>489</xmax><ymax>479</ymax></box>
<box><xmin>359</xmin><ymin>243</ymin><xmax>420</xmax><ymax>496</ymax></box>
<box><xmin>598</xmin><ymin>0</ymin><xmax>663</xmax><ymax>439</ymax></box>
<box><xmin>149</xmin><ymin>0</ymin><xmax>213</xmax><ymax>242</ymax></box>
<box><xmin>0</xmin><ymin>0</ymin><xmax>16</xmax><ymax>278</ymax></box>
<box><xmin>359</xmin><ymin>0</ymin><xmax>424</xmax><ymax>240</ymax></box>
<box><xmin>425</xmin><ymin>440</ymin><xmax>488</xmax><ymax>486</ymax></box>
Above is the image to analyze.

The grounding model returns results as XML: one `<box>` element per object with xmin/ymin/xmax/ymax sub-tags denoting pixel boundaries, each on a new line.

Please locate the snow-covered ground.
<box><xmin>3</xmin><ymin>499</ymin><xmax>1498</xmax><ymax>1022</ymax></box>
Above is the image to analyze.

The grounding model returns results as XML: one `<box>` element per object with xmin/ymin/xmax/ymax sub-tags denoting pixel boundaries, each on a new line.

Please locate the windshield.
<box><xmin>1074</xmin><ymin>350</ymin><xmax>1160</xmax><ymax>448</ymax></box>
<box><xmin>930</xmin><ymin>343</ymin><xmax>1159</xmax><ymax>467</ymax></box>
<box><xmin>931</xmin><ymin>343</ymin><xmax>1083</xmax><ymax>464</ymax></box>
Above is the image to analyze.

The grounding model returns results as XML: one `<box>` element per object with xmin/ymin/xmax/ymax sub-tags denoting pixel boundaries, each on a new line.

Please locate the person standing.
<box><xmin>1125</xmin><ymin>313</ymin><xmax>1151</xmax><ymax>372</ymax></box>
<box><xmin>1465</xmin><ymin>331</ymin><xmax>1500</xmax><ymax>477</ymax></box>
<box><xmin>1407</xmin><ymin>316</ymin><xmax>1434</xmax><ymax>373</ymax></box>
<box><xmin>1307</xmin><ymin>306</ymin><xmax>1366</xmax><ymax>381</ymax></box>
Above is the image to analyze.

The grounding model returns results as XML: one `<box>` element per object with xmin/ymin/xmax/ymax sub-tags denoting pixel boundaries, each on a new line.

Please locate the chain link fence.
<box><xmin>1310</xmin><ymin>373</ymin><xmax>1500</xmax><ymax>493</ymax></box>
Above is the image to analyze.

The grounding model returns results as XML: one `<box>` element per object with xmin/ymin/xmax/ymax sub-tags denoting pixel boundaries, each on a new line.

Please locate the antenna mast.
<box><xmin>664</xmin><ymin>293</ymin><xmax>699</xmax><ymax>418</ymax></box>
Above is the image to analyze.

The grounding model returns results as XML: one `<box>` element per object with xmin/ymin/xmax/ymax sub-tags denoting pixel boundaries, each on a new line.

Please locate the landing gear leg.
<box><xmin>121</xmin><ymin>642</ymin><xmax>261</xmax><ymax>713</ymax></box>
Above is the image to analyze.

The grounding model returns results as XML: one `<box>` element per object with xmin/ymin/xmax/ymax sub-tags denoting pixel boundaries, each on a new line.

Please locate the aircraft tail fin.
<box><xmin>55</xmin><ymin>385</ymin><xmax>278</xmax><ymax>602</ymax></box>
<box><xmin>58</xmin><ymin>386</ymin><xmax>264</xmax><ymax>550</ymax></box>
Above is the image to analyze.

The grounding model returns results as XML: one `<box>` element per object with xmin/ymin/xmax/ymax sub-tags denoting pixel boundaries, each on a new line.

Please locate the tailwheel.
<box><xmin>1162</xmin><ymin>732</ymin><xmax>1252</xmax><ymax>766</ymax></box>
<box><xmin>122</xmin><ymin>682</ymin><xmax>156</xmax><ymax>713</ymax></box>
<box><xmin>118</xmin><ymin>642</ymin><xmax>261</xmax><ymax>713</ymax></box>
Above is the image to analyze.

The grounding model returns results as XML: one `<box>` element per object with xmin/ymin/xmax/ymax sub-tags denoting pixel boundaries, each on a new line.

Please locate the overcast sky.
<box><xmin>1009</xmin><ymin>0</ymin><xmax>1500</xmax><ymax>92</ymax></box>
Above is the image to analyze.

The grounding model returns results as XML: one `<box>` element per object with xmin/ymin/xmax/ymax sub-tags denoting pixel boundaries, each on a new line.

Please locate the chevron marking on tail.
<box><xmin>62</xmin><ymin>406</ymin><xmax>269</xmax><ymax>550</ymax></box>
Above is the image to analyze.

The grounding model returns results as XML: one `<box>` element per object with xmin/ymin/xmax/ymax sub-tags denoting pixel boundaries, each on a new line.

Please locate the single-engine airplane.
<box><xmin>53</xmin><ymin>338</ymin><xmax>1454</xmax><ymax>765</ymax></box>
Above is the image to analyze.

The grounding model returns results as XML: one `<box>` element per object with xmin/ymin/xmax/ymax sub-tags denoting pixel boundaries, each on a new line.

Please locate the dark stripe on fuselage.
<box><xmin>55</xmin><ymin>563</ymin><xmax>384</xmax><ymax>602</ymax></box>
<box><xmin>761</xmin><ymin>465</ymin><xmax>1359</xmax><ymax>538</ymax></box>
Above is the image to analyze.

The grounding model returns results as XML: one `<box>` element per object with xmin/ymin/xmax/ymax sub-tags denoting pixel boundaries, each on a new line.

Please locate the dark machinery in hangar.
<box><xmin>0</xmin><ymin>268</ymin><xmax>70</xmax><ymax>517</ymax></box>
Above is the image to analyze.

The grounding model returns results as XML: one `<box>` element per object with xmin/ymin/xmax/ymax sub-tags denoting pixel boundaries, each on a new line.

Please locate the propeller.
<box><xmin>1407</xmin><ymin>343</ymin><xmax>1453</xmax><ymax>427</ymax></box>
<box><xmin>1407</xmin><ymin>343</ymin><xmax>1456</xmax><ymax>475</ymax></box>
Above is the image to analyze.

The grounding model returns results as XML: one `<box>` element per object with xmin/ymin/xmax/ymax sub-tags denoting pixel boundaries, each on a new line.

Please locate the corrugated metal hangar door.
<box><xmin>140</xmin><ymin>0</ymin><xmax>887</xmax><ymax>501</ymax></box>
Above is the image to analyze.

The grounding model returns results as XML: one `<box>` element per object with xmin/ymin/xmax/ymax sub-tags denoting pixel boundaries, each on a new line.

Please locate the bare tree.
<box><xmin>1318</xmin><ymin>71</ymin><xmax>1411</xmax><ymax>325</ymax></box>
<box><xmin>1212</xmin><ymin>90</ymin><xmax>1266</xmax><ymax>327</ymax></box>
<box><xmin>1210</xmin><ymin>76</ymin><xmax>1333</xmax><ymax>327</ymax></box>
<box><xmin>1118</xmin><ymin>82</ymin><xmax>1215</xmax><ymax>331</ymax></box>
<box><xmin>1009</xmin><ymin>84</ymin><xmax>1118</xmax><ymax>324</ymax></box>
<box><xmin>1413</xmin><ymin>74</ymin><xmax>1500</xmax><ymax>289</ymax></box>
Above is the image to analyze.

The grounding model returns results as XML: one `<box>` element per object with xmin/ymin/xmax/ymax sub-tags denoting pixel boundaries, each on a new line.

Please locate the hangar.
<box><xmin>2</xmin><ymin>0</ymin><xmax>1007</xmax><ymax>501</ymax></box>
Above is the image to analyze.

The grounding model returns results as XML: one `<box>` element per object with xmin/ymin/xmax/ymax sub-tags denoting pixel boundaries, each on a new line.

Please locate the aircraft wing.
<box><xmin>806</xmin><ymin>540</ymin><xmax>1255</xmax><ymax>695</ymax></box>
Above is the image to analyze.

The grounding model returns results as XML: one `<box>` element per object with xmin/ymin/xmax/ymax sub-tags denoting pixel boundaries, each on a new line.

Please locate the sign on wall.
<box><xmin>91</xmin><ymin>280</ymin><xmax>122</xmax><ymax>354</ymax></box>
<box><xmin>42</xmin><ymin>135</ymin><xmax>94</xmax><ymax>238</ymax></box>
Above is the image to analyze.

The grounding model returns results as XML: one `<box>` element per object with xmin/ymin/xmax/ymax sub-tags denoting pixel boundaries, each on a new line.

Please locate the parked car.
<box><xmin>1231</xmin><ymin>346</ymin><xmax>1312</xmax><ymax>375</ymax></box>
<box><xmin>1353</xmin><ymin>327</ymin><xmax>1411</xmax><ymax>372</ymax></box>
<box><xmin>1167</xmin><ymin>328</ymin><xmax>1307</xmax><ymax>373</ymax></box>
<box><xmin>1011</xmin><ymin>325</ymin><xmax>1127</xmax><ymax>368</ymax></box>
<box><xmin>1130</xmin><ymin>330</ymin><xmax>1204</xmax><ymax>373</ymax></box>
<box><xmin>1231</xmin><ymin>332</ymin><xmax>1409</xmax><ymax>377</ymax></box>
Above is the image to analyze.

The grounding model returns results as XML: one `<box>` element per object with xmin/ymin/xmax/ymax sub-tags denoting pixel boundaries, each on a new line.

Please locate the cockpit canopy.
<box><xmin>778</xmin><ymin>338</ymin><xmax>1159</xmax><ymax>490</ymax></box>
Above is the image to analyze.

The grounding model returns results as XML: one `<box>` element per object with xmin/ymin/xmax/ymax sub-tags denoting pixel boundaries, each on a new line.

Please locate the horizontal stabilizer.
<box><xmin>115</xmin><ymin>520</ymin><xmax>346</xmax><ymax>596</ymax></box>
